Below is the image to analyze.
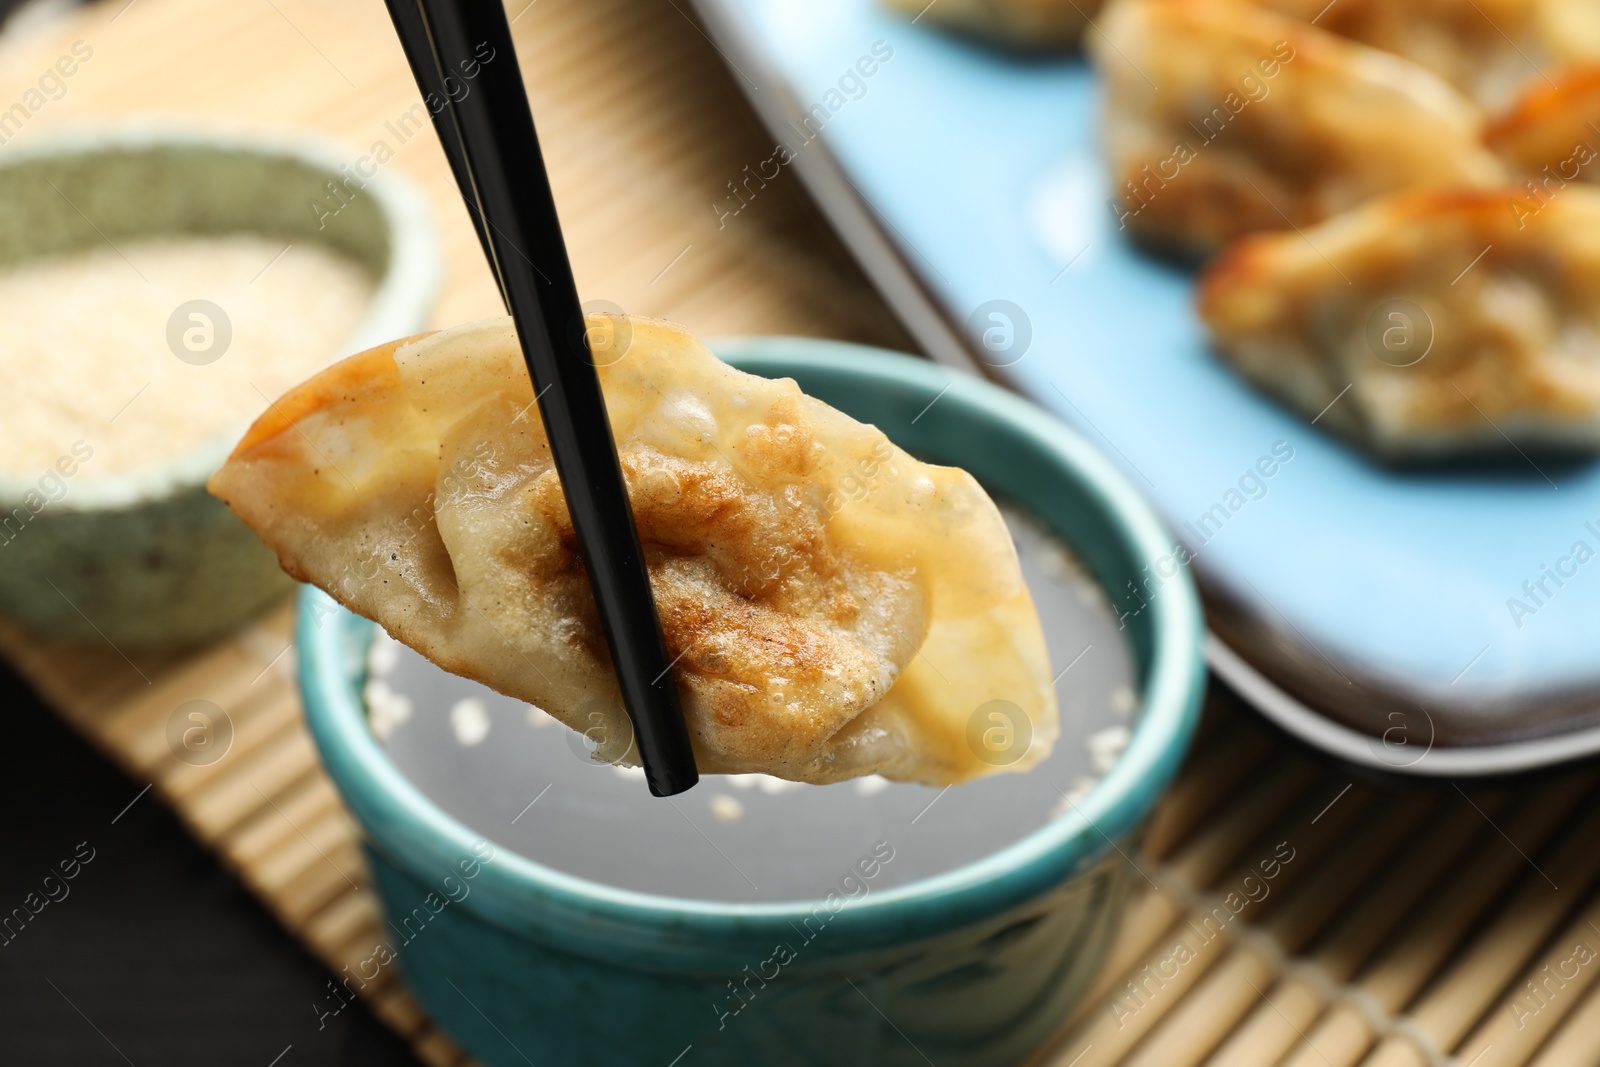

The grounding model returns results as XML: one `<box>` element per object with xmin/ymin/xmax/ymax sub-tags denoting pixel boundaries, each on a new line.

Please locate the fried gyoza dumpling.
<box><xmin>209</xmin><ymin>316</ymin><xmax>1056</xmax><ymax>785</ymax></box>
<box><xmin>1092</xmin><ymin>0</ymin><xmax>1505</xmax><ymax>261</ymax></box>
<box><xmin>1487</xmin><ymin>64</ymin><xmax>1600</xmax><ymax>179</ymax></box>
<box><xmin>1198</xmin><ymin>187</ymin><xmax>1600</xmax><ymax>459</ymax></box>
<box><xmin>883</xmin><ymin>0</ymin><xmax>1105</xmax><ymax>49</ymax></box>
<box><xmin>1248</xmin><ymin>0</ymin><xmax>1600</xmax><ymax>110</ymax></box>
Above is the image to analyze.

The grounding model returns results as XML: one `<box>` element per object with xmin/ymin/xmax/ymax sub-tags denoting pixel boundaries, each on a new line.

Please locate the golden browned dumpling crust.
<box><xmin>883</xmin><ymin>0</ymin><xmax>1105</xmax><ymax>49</ymax></box>
<box><xmin>209</xmin><ymin>316</ymin><xmax>1057</xmax><ymax>785</ymax></box>
<box><xmin>1248</xmin><ymin>0</ymin><xmax>1600</xmax><ymax>110</ymax></box>
<box><xmin>1488</xmin><ymin>64</ymin><xmax>1600</xmax><ymax>183</ymax></box>
<box><xmin>1198</xmin><ymin>187</ymin><xmax>1600</xmax><ymax>459</ymax></box>
<box><xmin>1092</xmin><ymin>0</ymin><xmax>1505</xmax><ymax>261</ymax></box>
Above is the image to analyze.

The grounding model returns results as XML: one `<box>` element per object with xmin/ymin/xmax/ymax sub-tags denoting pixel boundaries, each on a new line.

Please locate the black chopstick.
<box><xmin>381</xmin><ymin>0</ymin><xmax>501</xmax><ymax>304</ymax></box>
<box><xmin>385</xmin><ymin>0</ymin><xmax>699</xmax><ymax>797</ymax></box>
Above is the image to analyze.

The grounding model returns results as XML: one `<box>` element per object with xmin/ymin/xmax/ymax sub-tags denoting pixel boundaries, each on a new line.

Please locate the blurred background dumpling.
<box><xmin>1487</xmin><ymin>64</ymin><xmax>1600</xmax><ymax>181</ymax></box>
<box><xmin>1092</xmin><ymin>0</ymin><xmax>1506</xmax><ymax>262</ymax></box>
<box><xmin>1198</xmin><ymin>186</ymin><xmax>1600</xmax><ymax>459</ymax></box>
<box><xmin>1246</xmin><ymin>0</ymin><xmax>1600</xmax><ymax>110</ymax></box>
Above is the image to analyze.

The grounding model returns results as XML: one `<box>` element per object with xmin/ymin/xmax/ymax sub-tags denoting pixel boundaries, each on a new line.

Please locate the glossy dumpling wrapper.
<box><xmin>209</xmin><ymin>316</ymin><xmax>1057</xmax><ymax>785</ymax></box>
<box><xmin>882</xmin><ymin>0</ymin><xmax>1105</xmax><ymax>49</ymax></box>
<box><xmin>1091</xmin><ymin>0</ymin><xmax>1505</xmax><ymax>261</ymax></box>
<box><xmin>1198</xmin><ymin>186</ymin><xmax>1600</xmax><ymax>459</ymax></box>
<box><xmin>1487</xmin><ymin>64</ymin><xmax>1600</xmax><ymax>180</ymax></box>
<box><xmin>1247</xmin><ymin>0</ymin><xmax>1600</xmax><ymax>110</ymax></box>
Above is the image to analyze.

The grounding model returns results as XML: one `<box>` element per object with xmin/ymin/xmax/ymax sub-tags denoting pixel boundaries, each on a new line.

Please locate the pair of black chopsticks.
<box><xmin>382</xmin><ymin>0</ymin><xmax>698</xmax><ymax>797</ymax></box>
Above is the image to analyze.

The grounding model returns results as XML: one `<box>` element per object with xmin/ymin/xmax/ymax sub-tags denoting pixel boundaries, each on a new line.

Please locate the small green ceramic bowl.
<box><xmin>298</xmin><ymin>338</ymin><xmax>1205</xmax><ymax>1067</ymax></box>
<box><xmin>0</xmin><ymin>125</ymin><xmax>438</xmax><ymax>647</ymax></box>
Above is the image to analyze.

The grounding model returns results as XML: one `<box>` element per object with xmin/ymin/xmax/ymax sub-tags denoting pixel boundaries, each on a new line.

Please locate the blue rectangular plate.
<box><xmin>689</xmin><ymin>0</ymin><xmax>1600</xmax><ymax>774</ymax></box>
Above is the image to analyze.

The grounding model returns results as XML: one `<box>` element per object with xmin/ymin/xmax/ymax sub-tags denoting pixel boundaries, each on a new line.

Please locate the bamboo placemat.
<box><xmin>4</xmin><ymin>1</ymin><xmax>1600</xmax><ymax>1065</ymax></box>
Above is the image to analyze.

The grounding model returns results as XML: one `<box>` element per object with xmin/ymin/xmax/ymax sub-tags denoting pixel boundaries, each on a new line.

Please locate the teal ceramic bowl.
<box><xmin>298</xmin><ymin>337</ymin><xmax>1206</xmax><ymax>1067</ymax></box>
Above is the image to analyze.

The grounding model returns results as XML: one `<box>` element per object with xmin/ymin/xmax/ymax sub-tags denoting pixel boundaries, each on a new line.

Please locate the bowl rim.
<box><xmin>297</xmin><ymin>336</ymin><xmax>1206</xmax><ymax>950</ymax></box>
<box><xmin>0</xmin><ymin>122</ymin><xmax>440</xmax><ymax>509</ymax></box>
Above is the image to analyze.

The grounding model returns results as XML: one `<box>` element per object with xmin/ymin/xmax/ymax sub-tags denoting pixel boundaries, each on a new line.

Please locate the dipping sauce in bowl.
<box><xmin>370</xmin><ymin>500</ymin><xmax>1137</xmax><ymax>901</ymax></box>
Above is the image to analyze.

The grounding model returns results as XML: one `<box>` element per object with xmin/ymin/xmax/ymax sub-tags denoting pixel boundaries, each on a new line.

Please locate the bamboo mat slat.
<box><xmin>2</xmin><ymin>2</ymin><xmax>1599</xmax><ymax>1066</ymax></box>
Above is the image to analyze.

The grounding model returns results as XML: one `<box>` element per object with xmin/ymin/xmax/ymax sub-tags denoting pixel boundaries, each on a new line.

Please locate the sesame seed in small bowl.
<box><xmin>0</xmin><ymin>124</ymin><xmax>439</xmax><ymax>649</ymax></box>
